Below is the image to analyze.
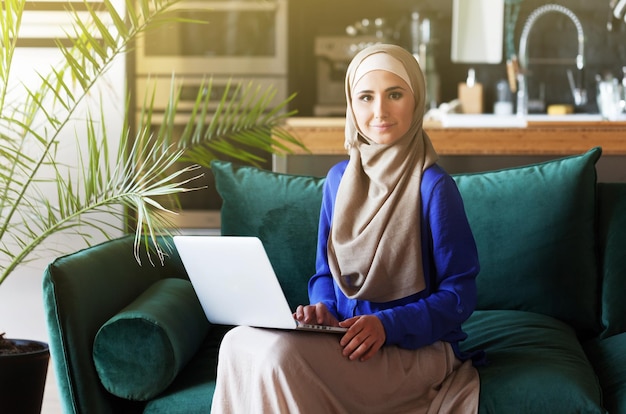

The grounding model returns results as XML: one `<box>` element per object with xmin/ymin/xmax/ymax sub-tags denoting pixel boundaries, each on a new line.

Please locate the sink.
<box><xmin>438</xmin><ymin>113</ymin><xmax>607</xmax><ymax>128</ymax></box>
<box><xmin>440</xmin><ymin>114</ymin><xmax>526</xmax><ymax>128</ymax></box>
<box><xmin>526</xmin><ymin>114</ymin><xmax>604</xmax><ymax>122</ymax></box>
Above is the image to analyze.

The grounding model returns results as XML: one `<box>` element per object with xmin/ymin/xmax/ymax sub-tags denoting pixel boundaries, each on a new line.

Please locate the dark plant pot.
<box><xmin>0</xmin><ymin>339</ymin><xmax>50</xmax><ymax>414</ymax></box>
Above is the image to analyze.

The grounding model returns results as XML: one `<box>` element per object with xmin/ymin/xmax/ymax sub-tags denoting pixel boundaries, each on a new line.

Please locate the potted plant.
<box><xmin>0</xmin><ymin>0</ymin><xmax>302</xmax><ymax>411</ymax></box>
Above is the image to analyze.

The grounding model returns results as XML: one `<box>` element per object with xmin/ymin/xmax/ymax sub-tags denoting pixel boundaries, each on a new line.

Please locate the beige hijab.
<box><xmin>327</xmin><ymin>44</ymin><xmax>438</xmax><ymax>302</ymax></box>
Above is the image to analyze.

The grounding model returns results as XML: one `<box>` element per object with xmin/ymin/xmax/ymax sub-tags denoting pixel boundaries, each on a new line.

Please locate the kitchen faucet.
<box><xmin>516</xmin><ymin>4</ymin><xmax>586</xmax><ymax>116</ymax></box>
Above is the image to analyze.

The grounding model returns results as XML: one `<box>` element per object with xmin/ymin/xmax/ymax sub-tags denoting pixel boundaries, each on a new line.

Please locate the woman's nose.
<box><xmin>373</xmin><ymin>98</ymin><xmax>387</xmax><ymax>118</ymax></box>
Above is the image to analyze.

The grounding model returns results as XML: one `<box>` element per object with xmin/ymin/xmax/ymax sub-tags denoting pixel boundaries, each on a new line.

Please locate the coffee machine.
<box><xmin>313</xmin><ymin>35</ymin><xmax>379</xmax><ymax>116</ymax></box>
<box><xmin>313</xmin><ymin>13</ymin><xmax>439</xmax><ymax>116</ymax></box>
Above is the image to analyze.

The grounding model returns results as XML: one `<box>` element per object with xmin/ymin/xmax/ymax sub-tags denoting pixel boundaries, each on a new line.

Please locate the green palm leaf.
<box><xmin>0</xmin><ymin>0</ymin><xmax>303</xmax><ymax>285</ymax></box>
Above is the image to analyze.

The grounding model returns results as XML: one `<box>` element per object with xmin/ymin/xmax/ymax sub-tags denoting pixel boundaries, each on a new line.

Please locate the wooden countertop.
<box><xmin>280</xmin><ymin>117</ymin><xmax>626</xmax><ymax>156</ymax></box>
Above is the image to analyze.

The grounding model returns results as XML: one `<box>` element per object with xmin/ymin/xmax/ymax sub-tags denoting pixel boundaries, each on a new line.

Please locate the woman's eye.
<box><xmin>389</xmin><ymin>91</ymin><xmax>403</xmax><ymax>100</ymax></box>
<box><xmin>358</xmin><ymin>94</ymin><xmax>372</xmax><ymax>102</ymax></box>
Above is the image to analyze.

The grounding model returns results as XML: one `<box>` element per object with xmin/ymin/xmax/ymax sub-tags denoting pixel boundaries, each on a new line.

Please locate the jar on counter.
<box><xmin>494</xmin><ymin>79</ymin><xmax>513</xmax><ymax>115</ymax></box>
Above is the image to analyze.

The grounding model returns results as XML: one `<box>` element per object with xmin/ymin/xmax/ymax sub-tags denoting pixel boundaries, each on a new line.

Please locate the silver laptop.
<box><xmin>173</xmin><ymin>235</ymin><xmax>347</xmax><ymax>334</ymax></box>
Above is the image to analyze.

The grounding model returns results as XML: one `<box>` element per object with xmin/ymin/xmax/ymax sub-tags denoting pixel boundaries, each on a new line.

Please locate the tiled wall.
<box><xmin>289</xmin><ymin>0</ymin><xmax>626</xmax><ymax>116</ymax></box>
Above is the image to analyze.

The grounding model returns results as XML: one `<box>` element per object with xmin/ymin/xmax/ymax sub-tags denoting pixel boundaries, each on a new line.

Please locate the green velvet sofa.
<box><xmin>43</xmin><ymin>147</ymin><xmax>626</xmax><ymax>413</ymax></box>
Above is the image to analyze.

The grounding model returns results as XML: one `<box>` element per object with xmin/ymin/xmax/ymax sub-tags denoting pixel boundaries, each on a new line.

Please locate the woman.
<box><xmin>211</xmin><ymin>44</ymin><xmax>482</xmax><ymax>413</ymax></box>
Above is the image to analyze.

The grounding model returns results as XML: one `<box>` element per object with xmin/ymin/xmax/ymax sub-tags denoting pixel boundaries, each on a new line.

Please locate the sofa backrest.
<box><xmin>452</xmin><ymin>148</ymin><xmax>602</xmax><ymax>336</ymax></box>
<box><xmin>597</xmin><ymin>182</ymin><xmax>626</xmax><ymax>339</ymax></box>
<box><xmin>212</xmin><ymin>160</ymin><xmax>324</xmax><ymax>310</ymax></box>
<box><xmin>213</xmin><ymin>148</ymin><xmax>621</xmax><ymax>339</ymax></box>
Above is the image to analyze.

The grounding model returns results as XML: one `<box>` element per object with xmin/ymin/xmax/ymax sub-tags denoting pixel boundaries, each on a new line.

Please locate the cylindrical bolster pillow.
<box><xmin>93</xmin><ymin>278</ymin><xmax>210</xmax><ymax>401</ymax></box>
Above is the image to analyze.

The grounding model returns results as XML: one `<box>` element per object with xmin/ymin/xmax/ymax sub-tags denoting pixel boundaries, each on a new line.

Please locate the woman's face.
<box><xmin>351</xmin><ymin>70</ymin><xmax>415</xmax><ymax>145</ymax></box>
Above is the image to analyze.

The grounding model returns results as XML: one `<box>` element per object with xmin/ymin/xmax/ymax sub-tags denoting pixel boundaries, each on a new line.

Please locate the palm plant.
<box><xmin>0</xmin><ymin>0</ymin><xmax>302</xmax><ymax>286</ymax></box>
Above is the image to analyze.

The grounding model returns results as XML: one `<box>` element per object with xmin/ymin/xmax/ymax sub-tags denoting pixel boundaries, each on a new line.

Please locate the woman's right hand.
<box><xmin>294</xmin><ymin>302</ymin><xmax>340</xmax><ymax>327</ymax></box>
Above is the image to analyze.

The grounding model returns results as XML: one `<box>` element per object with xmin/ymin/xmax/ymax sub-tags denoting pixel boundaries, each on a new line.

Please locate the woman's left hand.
<box><xmin>338</xmin><ymin>315</ymin><xmax>386</xmax><ymax>362</ymax></box>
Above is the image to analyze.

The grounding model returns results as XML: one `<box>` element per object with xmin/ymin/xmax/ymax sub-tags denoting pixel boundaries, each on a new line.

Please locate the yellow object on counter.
<box><xmin>547</xmin><ymin>104</ymin><xmax>574</xmax><ymax>115</ymax></box>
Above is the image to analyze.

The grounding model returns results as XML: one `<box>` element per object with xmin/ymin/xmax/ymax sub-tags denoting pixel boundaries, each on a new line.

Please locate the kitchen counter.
<box><xmin>280</xmin><ymin>117</ymin><xmax>626</xmax><ymax>156</ymax></box>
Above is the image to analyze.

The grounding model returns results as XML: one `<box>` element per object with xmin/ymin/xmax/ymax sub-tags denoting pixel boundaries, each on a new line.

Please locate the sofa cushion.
<box><xmin>597</xmin><ymin>183</ymin><xmax>626</xmax><ymax>338</ymax></box>
<box><xmin>461</xmin><ymin>310</ymin><xmax>604</xmax><ymax>413</ymax></box>
<box><xmin>211</xmin><ymin>160</ymin><xmax>325</xmax><ymax>309</ymax></box>
<box><xmin>93</xmin><ymin>278</ymin><xmax>211</xmax><ymax>401</ymax></box>
<box><xmin>452</xmin><ymin>148</ymin><xmax>601</xmax><ymax>334</ymax></box>
<box><xmin>585</xmin><ymin>332</ymin><xmax>626</xmax><ymax>414</ymax></box>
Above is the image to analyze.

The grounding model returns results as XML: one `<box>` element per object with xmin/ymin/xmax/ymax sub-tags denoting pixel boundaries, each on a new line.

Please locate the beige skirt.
<box><xmin>211</xmin><ymin>326</ymin><xmax>479</xmax><ymax>414</ymax></box>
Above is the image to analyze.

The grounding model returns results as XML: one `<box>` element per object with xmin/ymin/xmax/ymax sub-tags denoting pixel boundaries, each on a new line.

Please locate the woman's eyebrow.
<box><xmin>355</xmin><ymin>85</ymin><xmax>407</xmax><ymax>94</ymax></box>
<box><xmin>385</xmin><ymin>85</ymin><xmax>407</xmax><ymax>92</ymax></box>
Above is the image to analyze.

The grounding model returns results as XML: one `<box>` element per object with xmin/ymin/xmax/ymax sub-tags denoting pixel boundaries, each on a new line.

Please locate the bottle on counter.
<box><xmin>494</xmin><ymin>79</ymin><xmax>513</xmax><ymax>115</ymax></box>
<box><xmin>412</xmin><ymin>14</ymin><xmax>440</xmax><ymax>111</ymax></box>
<box><xmin>621</xmin><ymin>66</ymin><xmax>626</xmax><ymax>112</ymax></box>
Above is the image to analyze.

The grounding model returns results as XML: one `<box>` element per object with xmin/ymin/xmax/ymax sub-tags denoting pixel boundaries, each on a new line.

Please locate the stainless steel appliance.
<box><xmin>133</xmin><ymin>0</ymin><xmax>288</xmax><ymax>231</ymax></box>
<box><xmin>313</xmin><ymin>35</ymin><xmax>379</xmax><ymax>116</ymax></box>
<box><xmin>135</xmin><ymin>76</ymin><xmax>288</xmax><ymax>114</ymax></box>
<box><xmin>135</xmin><ymin>0</ymin><xmax>287</xmax><ymax>77</ymax></box>
<box><xmin>313</xmin><ymin>17</ymin><xmax>397</xmax><ymax>116</ymax></box>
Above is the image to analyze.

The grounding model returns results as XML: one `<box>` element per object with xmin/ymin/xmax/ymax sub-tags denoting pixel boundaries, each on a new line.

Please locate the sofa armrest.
<box><xmin>43</xmin><ymin>235</ymin><xmax>188</xmax><ymax>414</ymax></box>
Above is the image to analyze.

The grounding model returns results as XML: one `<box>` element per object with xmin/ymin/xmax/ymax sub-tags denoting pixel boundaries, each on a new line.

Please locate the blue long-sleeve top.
<box><xmin>309</xmin><ymin>160</ymin><xmax>482</xmax><ymax>362</ymax></box>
